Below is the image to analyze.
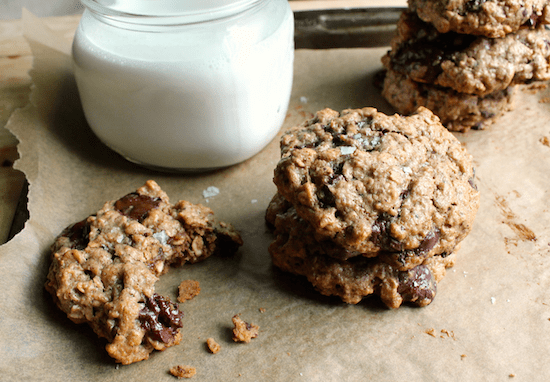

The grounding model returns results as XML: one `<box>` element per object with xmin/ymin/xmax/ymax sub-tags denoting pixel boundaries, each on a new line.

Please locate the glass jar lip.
<box><xmin>81</xmin><ymin>0</ymin><xmax>262</xmax><ymax>24</ymax></box>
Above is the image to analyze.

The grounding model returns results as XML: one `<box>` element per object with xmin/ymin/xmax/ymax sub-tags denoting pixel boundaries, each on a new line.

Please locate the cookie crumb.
<box><xmin>440</xmin><ymin>329</ymin><xmax>456</xmax><ymax>340</ymax></box>
<box><xmin>178</xmin><ymin>280</ymin><xmax>201</xmax><ymax>303</ymax></box>
<box><xmin>509</xmin><ymin>373</ymin><xmax>516</xmax><ymax>378</ymax></box>
<box><xmin>206</xmin><ymin>338</ymin><xmax>221</xmax><ymax>354</ymax></box>
<box><xmin>259</xmin><ymin>308</ymin><xmax>266</xmax><ymax>313</ymax></box>
<box><xmin>170</xmin><ymin>365</ymin><xmax>196</xmax><ymax>379</ymax></box>
<box><xmin>425</xmin><ymin>328</ymin><xmax>437</xmax><ymax>337</ymax></box>
<box><xmin>232</xmin><ymin>315</ymin><xmax>259</xmax><ymax>343</ymax></box>
<box><xmin>460</xmin><ymin>354</ymin><xmax>467</xmax><ymax>360</ymax></box>
<box><xmin>540</xmin><ymin>136</ymin><xmax>550</xmax><ymax>147</ymax></box>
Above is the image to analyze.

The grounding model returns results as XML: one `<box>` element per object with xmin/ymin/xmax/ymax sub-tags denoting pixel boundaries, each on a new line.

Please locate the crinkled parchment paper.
<box><xmin>1</xmin><ymin>10</ymin><xmax>550</xmax><ymax>382</ymax></box>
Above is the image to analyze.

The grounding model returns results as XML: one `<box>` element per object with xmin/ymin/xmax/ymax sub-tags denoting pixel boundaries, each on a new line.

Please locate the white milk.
<box><xmin>72</xmin><ymin>0</ymin><xmax>294</xmax><ymax>171</ymax></box>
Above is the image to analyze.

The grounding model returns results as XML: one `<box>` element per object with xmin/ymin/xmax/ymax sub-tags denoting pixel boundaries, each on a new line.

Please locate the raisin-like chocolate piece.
<box><xmin>115</xmin><ymin>193</ymin><xmax>161</xmax><ymax>222</ymax></box>
<box><xmin>397</xmin><ymin>265</ymin><xmax>437</xmax><ymax>306</ymax></box>
<box><xmin>139</xmin><ymin>293</ymin><xmax>183</xmax><ymax>343</ymax></box>
<box><xmin>62</xmin><ymin>218</ymin><xmax>91</xmax><ymax>250</ymax></box>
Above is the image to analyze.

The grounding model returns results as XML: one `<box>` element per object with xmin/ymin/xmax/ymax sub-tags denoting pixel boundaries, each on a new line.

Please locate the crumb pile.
<box><xmin>266</xmin><ymin>107</ymin><xmax>480</xmax><ymax>308</ymax></box>
<box><xmin>381</xmin><ymin>1</ymin><xmax>550</xmax><ymax>132</ymax></box>
<box><xmin>45</xmin><ymin>180</ymin><xmax>243</xmax><ymax>365</ymax></box>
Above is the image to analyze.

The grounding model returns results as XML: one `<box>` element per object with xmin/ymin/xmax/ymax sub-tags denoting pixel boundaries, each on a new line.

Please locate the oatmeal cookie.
<box><xmin>408</xmin><ymin>0</ymin><xmax>550</xmax><ymax>38</ymax></box>
<box><xmin>272</xmin><ymin>107</ymin><xmax>479</xmax><ymax>269</ymax></box>
<box><xmin>382</xmin><ymin>12</ymin><xmax>550</xmax><ymax>96</ymax></box>
<box><xmin>266</xmin><ymin>194</ymin><xmax>456</xmax><ymax>308</ymax></box>
<box><xmin>382</xmin><ymin>69</ymin><xmax>515</xmax><ymax>132</ymax></box>
<box><xmin>45</xmin><ymin>180</ymin><xmax>242</xmax><ymax>364</ymax></box>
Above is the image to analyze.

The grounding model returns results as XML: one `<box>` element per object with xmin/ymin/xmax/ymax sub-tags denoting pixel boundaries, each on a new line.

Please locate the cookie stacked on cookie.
<box><xmin>381</xmin><ymin>1</ymin><xmax>550</xmax><ymax>132</ymax></box>
<box><xmin>266</xmin><ymin>107</ymin><xmax>480</xmax><ymax>308</ymax></box>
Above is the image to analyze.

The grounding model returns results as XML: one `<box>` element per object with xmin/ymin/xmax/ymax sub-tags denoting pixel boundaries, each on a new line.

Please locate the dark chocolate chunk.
<box><xmin>115</xmin><ymin>193</ymin><xmax>161</xmax><ymax>223</ymax></box>
<box><xmin>139</xmin><ymin>293</ymin><xmax>183</xmax><ymax>344</ymax></box>
<box><xmin>417</xmin><ymin>230</ymin><xmax>440</xmax><ymax>254</ymax></box>
<box><xmin>318</xmin><ymin>184</ymin><xmax>336</xmax><ymax>208</ymax></box>
<box><xmin>62</xmin><ymin>218</ymin><xmax>91</xmax><ymax>250</ymax></box>
<box><xmin>397</xmin><ymin>264</ymin><xmax>437</xmax><ymax>306</ymax></box>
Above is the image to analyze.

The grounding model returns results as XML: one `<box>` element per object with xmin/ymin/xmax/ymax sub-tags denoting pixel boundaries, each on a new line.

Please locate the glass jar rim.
<box><xmin>80</xmin><ymin>0</ymin><xmax>262</xmax><ymax>24</ymax></box>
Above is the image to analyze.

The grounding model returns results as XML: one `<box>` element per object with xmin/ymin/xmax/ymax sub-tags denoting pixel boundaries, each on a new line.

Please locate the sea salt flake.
<box><xmin>340</xmin><ymin>146</ymin><xmax>356</xmax><ymax>155</ymax></box>
<box><xmin>203</xmin><ymin>186</ymin><xmax>220</xmax><ymax>198</ymax></box>
<box><xmin>402</xmin><ymin>166</ymin><xmax>412</xmax><ymax>174</ymax></box>
<box><xmin>491</xmin><ymin>297</ymin><xmax>496</xmax><ymax>304</ymax></box>
<box><xmin>300</xmin><ymin>96</ymin><xmax>308</xmax><ymax>103</ymax></box>
<box><xmin>153</xmin><ymin>230</ymin><xmax>169</xmax><ymax>245</ymax></box>
<box><xmin>251</xmin><ymin>199</ymin><xmax>258</xmax><ymax>204</ymax></box>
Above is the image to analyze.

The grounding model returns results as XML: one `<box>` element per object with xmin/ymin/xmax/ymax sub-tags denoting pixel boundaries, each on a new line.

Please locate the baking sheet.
<box><xmin>1</xmin><ymin>10</ymin><xmax>550</xmax><ymax>381</ymax></box>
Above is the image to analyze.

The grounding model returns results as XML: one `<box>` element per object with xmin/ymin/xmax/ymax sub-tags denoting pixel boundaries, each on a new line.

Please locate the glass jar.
<box><xmin>72</xmin><ymin>0</ymin><xmax>294</xmax><ymax>171</ymax></box>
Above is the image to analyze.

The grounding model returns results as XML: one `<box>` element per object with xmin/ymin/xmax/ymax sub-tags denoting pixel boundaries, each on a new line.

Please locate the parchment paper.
<box><xmin>1</xmin><ymin>10</ymin><xmax>550</xmax><ymax>381</ymax></box>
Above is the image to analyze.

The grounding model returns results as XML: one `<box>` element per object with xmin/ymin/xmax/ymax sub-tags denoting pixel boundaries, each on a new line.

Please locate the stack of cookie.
<box><xmin>266</xmin><ymin>107</ymin><xmax>480</xmax><ymax>308</ymax></box>
<box><xmin>381</xmin><ymin>0</ymin><xmax>550</xmax><ymax>132</ymax></box>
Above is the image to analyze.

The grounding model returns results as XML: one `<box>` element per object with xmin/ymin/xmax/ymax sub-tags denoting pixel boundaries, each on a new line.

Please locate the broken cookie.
<box><xmin>45</xmin><ymin>180</ymin><xmax>242</xmax><ymax>364</ymax></box>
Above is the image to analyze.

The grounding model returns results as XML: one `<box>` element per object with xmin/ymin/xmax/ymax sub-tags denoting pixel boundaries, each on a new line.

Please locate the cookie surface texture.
<box><xmin>45</xmin><ymin>180</ymin><xmax>243</xmax><ymax>364</ymax></box>
<box><xmin>408</xmin><ymin>0</ymin><xmax>550</xmax><ymax>38</ymax></box>
<box><xmin>269</xmin><ymin>107</ymin><xmax>479</xmax><ymax>307</ymax></box>
<box><xmin>383</xmin><ymin>11</ymin><xmax>550</xmax><ymax>96</ymax></box>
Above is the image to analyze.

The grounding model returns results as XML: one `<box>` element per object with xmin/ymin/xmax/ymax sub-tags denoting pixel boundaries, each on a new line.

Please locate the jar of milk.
<box><xmin>73</xmin><ymin>0</ymin><xmax>294</xmax><ymax>171</ymax></box>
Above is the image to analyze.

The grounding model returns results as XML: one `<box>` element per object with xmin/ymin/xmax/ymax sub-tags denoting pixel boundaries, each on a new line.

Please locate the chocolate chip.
<box><xmin>417</xmin><ymin>230</ymin><xmax>440</xmax><ymax>254</ymax></box>
<box><xmin>523</xmin><ymin>11</ymin><xmax>539</xmax><ymax>28</ymax></box>
<box><xmin>370</xmin><ymin>218</ymin><xmax>388</xmax><ymax>247</ymax></box>
<box><xmin>318</xmin><ymin>184</ymin><xmax>336</xmax><ymax>208</ymax></box>
<box><xmin>371</xmin><ymin>217</ymin><xmax>404</xmax><ymax>252</ymax></box>
<box><xmin>115</xmin><ymin>193</ymin><xmax>161</xmax><ymax>222</ymax></box>
<box><xmin>62</xmin><ymin>218</ymin><xmax>91</xmax><ymax>250</ymax></box>
<box><xmin>139</xmin><ymin>293</ymin><xmax>183</xmax><ymax>344</ymax></box>
<box><xmin>397</xmin><ymin>265</ymin><xmax>437</xmax><ymax>306</ymax></box>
